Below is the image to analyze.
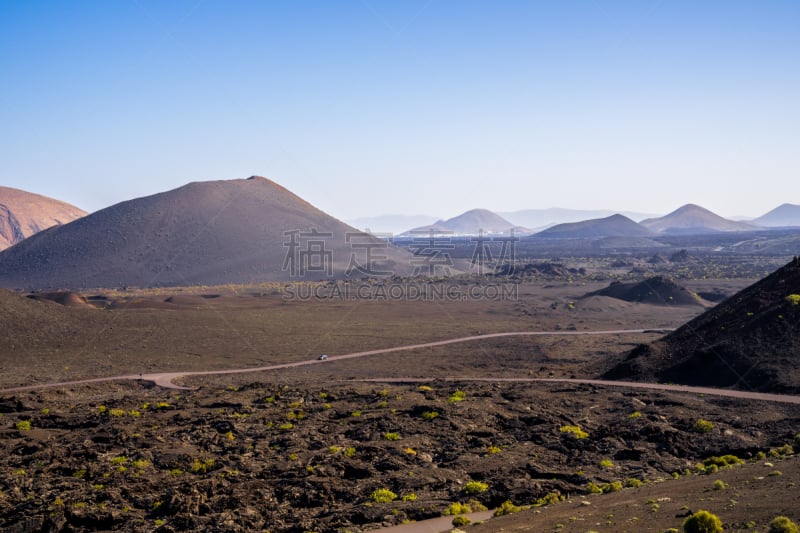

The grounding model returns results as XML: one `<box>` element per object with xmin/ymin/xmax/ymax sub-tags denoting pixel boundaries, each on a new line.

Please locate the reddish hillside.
<box><xmin>0</xmin><ymin>186</ymin><xmax>87</xmax><ymax>250</ymax></box>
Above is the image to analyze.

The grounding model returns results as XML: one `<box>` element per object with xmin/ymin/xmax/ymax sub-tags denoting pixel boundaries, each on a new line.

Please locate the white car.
<box><xmin>317</xmin><ymin>354</ymin><xmax>329</xmax><ymax>361</ymax></box>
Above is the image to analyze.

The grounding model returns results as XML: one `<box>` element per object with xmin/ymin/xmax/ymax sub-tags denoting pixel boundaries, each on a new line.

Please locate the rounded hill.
<box><xmin>532</xmin><ymin>214</ymin><xmax>653</xmax><ymax>239</ymax></box>
<box><xmin>640</xmin><ymin>204</ymin><xmax>754</xmax><ymax>234</ymax></box>
<box><xmin>585</xmin><ymin>276</ymin><xmax>707</xmax><ymax>306</ymax></box>
<box><xmin>0</xmin><ymin>177</ymin><xmax>413</xmax><ymax>290</ymax></box>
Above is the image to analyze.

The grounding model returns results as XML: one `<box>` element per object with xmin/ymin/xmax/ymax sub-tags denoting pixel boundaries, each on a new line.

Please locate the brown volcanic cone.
<box><xmin>585</xmin><ymin>276</ymin><xmax>708</xmax><ymax>306</ymax></box>
<box><xmin>0</xmin><ymin>186</ymin><xmax>87</xmax><ymax>250</ymax></box>
<box><xmin>604</xmin><ymin>257</ymin><xmax>800</xmax><ymax>393</ymax></box>
<box><xmin>0</xmin><ymin>177</ymin><xmax>413</xmax><ymax>290</ymax></box>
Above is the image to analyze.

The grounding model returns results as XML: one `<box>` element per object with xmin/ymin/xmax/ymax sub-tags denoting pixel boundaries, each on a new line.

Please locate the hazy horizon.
<box><xmin>2</xmin><ymin>1</ymin><xmax>798</xmax><ymax>220</ymax></box>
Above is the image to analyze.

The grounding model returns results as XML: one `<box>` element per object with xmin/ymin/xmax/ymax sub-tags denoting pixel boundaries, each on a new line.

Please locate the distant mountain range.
<box><xmin>640</xmin><ymin>204</ymin><xmax>756</xmax><ymax>234</ymax></box>
<box><xmin>0</xmin><ymin>177</ymin><xmax>414</xmax><ymax>290</ymax></box>
<box><xmin>347</xmin><ymin>214</ymin><xmax>438</xmax><ymax>235</ymax></box>
<box><xmin>0</xmin><ymin>186</ymin><xmax>86</xmax><ymax>250</ymax></box>
<box><xmin>401</xmin><ymin>209</ymin><xmax>528</xmax><ymax>236</ymax></box>
<box><xmin>500</xmin><ymin>208</ymin><xmax>657</xmax><ymax>230</ymax></box>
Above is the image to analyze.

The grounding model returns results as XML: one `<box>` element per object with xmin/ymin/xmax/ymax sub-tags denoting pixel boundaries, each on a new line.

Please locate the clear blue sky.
<box><xmin>1</xmin><ymin>0</ymin><xmax>798</xmax><ymax>219</ymax></box>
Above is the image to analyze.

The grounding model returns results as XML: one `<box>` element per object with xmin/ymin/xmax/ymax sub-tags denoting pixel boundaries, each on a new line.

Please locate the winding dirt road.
<box><xmin>3</xmin><ymin>329</ymin><xmax>800</xmax><ymax>405</ymax></box>
<box><xmin>2</xmin><ymin>330</ymin><xmax>652</xmax><ymax>393</ymax></box>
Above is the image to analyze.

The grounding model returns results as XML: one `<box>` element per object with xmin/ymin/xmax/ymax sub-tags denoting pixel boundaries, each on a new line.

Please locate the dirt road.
<box><xmin>5</xmin><ymin>329</ymin><xmax>799</xmax><ymax>405</ymax></box>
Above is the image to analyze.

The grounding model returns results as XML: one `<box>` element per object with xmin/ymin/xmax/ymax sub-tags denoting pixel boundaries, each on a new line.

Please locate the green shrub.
<box><xmin>402</xmin><ymin>493</ymin><xmax>417</xmax><ymax>502</ymax></box>
<box><xmin>494</xmin><ymin>500</ymin><xmax>522</xmax><ymax>516</ymax></box>
<box><xmin>383</xmin><ymin>432</ymin><xmax>401</xmax><ymax>441</ymax></box>
<box><xmin>14</xmin><ymin>420</ymin><xmax>31</xmax><ymax>431</ymax></box>
<box><xmin>447</xmin><ymin>390</ymin><xmax>467</xmax><ymax>403</ymax></box>
<box><xmin>625</xmin><ymin>478</ymin><xmax>643</xmax><ymax>488</ymax></box>
<box><xmin>369</xmin><ymin>488</ymin><xmax>397</xmax><ymax>503</ymax></box>
<box><xmin>768</xmin><ymin>516</ymin><xmax>800</xmax><ymax>533</ymax></box>
<box><xmin>628</xmin><ymin>411</ymin><xmax>643</xmax><ymax>419</ymax></box>
<box><xmin>600</xmin><ymin>458</ymin><xmax>614</xmax><ymax>468</ymax></box>
<box><xmin>190</xmin><ymin>458</ymin><xmax>215</xmax><ymax>474</ymax></box>
<box><xmin>560</xmin><ymin>425</ymin><xmax>589</xmax><ymax>439</ymax></box>
<box><xmin>683</xmin><ymin>510</ymin><xmax>723</xmax><ymax>533</ymax></box>
<box><xmin>693</xmin><ymin>419</ymin><xmax>715</xmax><ymax>433</ymax></box>
<box><xmin>452</xmin><ymin>515</ymin><xmax>472</xmax><ymax>527</ymax></box>
<box><xmin>770</xmin><ymin>444</ymin><xmax>794</xmax><ymax>456</ymax></box>
<box><xmin>601</xmin><ymin>481</ymin><xmax>623</xmax><ymax>493</ymax></box>
<box><xmin>711</xmin><ymin>479</ymin><xmax>726</xmax><ymax>490</ymax></box>
<box><xmin>486</xmin><ymin>445</ymin><xmax>502</xmax><ymax>455</ymax></box>
<box><xmin>704</xmin><ymin>455</ymin><xmax>743</xmax><ymax>468</ymax></box>
<box><xmin>536</xmin><ymin>491</ymin><xmax>564</xmax><ymax>505</ymax></box>
<box><xmin>443</xmin><ymin>502</ymin><xmax>472</xmax><ymax>515</ymax></box>
<box><xmin>586</xmin><ymin>482</ymin><xmax>603</xmax><ymax>494</ymax></box>
<box><xmin>421</xmin><ymin>411</ymin><xmax>439</xmax><ymax>420</ymax></box>
<box><xmin>785</xmin><ymin>294</ymin><xmax>800</xmax><ymax>306</ymax></box>
<box><xmin>463</xmin><ymin>481</ymin><xmax>488</xmax><ymax>495</ymax></box>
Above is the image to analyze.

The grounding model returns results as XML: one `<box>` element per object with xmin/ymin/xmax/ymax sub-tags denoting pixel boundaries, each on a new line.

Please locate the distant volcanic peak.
<box><xmin>403</xmin><ymin>208</ymin><xmax>523</xmax><ymax>235</ymax></box>
<box><xmin>640</xmin><ymin>203</ymin><xmax>753</xmax><ymax>234</ymax></box>
<box><xmin>533</xmin><ymin>213</ymin><xmax>652</xmax><ymax>239</ymax></box>
<box><xmin>752</xmin><ymin>203</ymin><xmax>800</xmax><ymax>227</ymax></box>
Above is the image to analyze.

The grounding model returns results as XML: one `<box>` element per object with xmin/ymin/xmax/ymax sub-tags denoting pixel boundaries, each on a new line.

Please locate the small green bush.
<box><xmin>421</xmin><ymin>411</ymin><xmax>439</xmax><ymax>420</ymax></box>
<box><xmin>494</xmin><ymin>500</ymin><xmax>522</xmax><ymax>516</ymax></box>
<box><xmin>535</xmin><ymin>491</ymin><xmax>564</xmax><ymax>505</ymax></box>
<box><xmin>625</xmin><ymin>478</ymin><xmax>643</xmax><ymax>488</ymax></box>
<box><xmin>383</xmin><ymin>432</ymin><xmax>401</xmax><ymax>441</ymax></box>
<box><xmin>704</xmin><ymin>455</ymin><xmax>743</xmax><ymax>468</ymax></box>
<box><xmin>601</xmin><ymin>481</ymin><xmax>623</xmax><ymax>493</ymax></box>
<box><xmin>443</xmin><ymin>502</ymin><xmax>472</xmax><ymax>515</ymax></box>
<box><xmin>560</xmin><ymin>425</ymin><xmax>589</xmax><ymax>439</ymax></box>
<box><xmin>463</xmin><ymin>481</ymin><xmax>488</xmax><ymax>495</ymax></box>
<box><xmin>369</xmin><ymin>488</ymin><xmax>397</xmax><ymax>503</ymax></box>
<box><xmin>693</xmin><ymin>419</ymin><xmax>715</xmax><ymax>433</ymax></box>
<box><xmin>190</xmin><ymin>458</ymin><xmax>215</xmax><ymax>474</ymax></box>
<box><xmin>600</xmin><ymin>458</ymin><xmax>614</xmax><ymax>468</ymax></box>
<box><xmin>785</xmin><ymin>294</ymin><xmax>800</xmax><ymax>306</ymax></box>
<box><xmin>768</xmin><ymin>516</ymin><xmax>800</xmax><ymax>533</ymax></box>
<box><xmin>452</xmin><ymin>515</ymin><xmax>472</xmax><ymax>527</ymax></box>
<box><xmin>14</xmin><ymin>420</ymin><xmax>31</xmax><ymax>431</ymax></box>
<box><xmin>628</xmin><ymin>411</ymin><xmax>643</xmax><ymax>419</ymax></box>
<box><xmin>447</xmin><ymin>390</ymin><xmax>467</xmax><ymax>403</ymax></box>
<box><xmin>586</xmin><ymin>482</ymin><xmax>603</xmax><ymax>494</ymax></box>
<box><xmin>683</xmin><ymin>510</ymin><xmax>723</xmax><ymax>533</ymax></box>
<box><xmin>711</xmin><ymin>479</ymin><xmax>726</xmax><ymax>490</ymax></box>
